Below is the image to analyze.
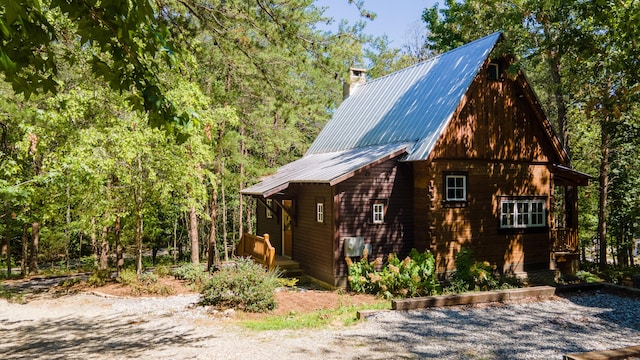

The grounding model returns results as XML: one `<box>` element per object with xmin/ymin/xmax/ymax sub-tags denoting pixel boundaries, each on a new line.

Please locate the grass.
<box><xmin>0</xmin><ymin>285</ymin><xmax>25</xmax><ymax>304</ymax></box>
<box><xmin>238</xmin><ymin>298</ymin><xmax>390</xmax><ymax>331</ymax></box>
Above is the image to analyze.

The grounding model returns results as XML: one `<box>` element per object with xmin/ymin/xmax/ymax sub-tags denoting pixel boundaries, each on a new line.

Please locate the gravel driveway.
<box><xmin>1</xmin><ymin>291</ymin><xmax>639</xmax><ymax>359</ymax></box>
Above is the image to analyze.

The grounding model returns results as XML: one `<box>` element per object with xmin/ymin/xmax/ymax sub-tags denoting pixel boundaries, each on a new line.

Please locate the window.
<box><xmin>488</xmin><ymin>62</ymin><xmax>500</xmax><ymax>80</ymax></box>
<box><xmin>265</xmin><ymin>199</ymin><xmax>273</xmax><ymax>219</ymax></box>
<box><xmin>500</xmin><ymin>198</ymin><xmax>546</xmax><ymax>229</ymax></box>
<box><xmin>445</xmin><ymin>174</ymin><xmax>467</xmax><ymax>202</ymax></box>
<box><xmin>372</xmin><ymin>201</ymin><xmax>384</xmax><ymax>224</ymax></box>
<box><xmin>316</xmin><ymin>202</ymin><xmax>324</xmax><ymax>223</ymax></box>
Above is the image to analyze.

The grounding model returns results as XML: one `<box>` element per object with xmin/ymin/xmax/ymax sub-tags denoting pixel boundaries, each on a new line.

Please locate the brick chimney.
<box><xmin>343</xmin><ymin>67</ymin><xmax>367</xmax><ymax>99</ymax></box>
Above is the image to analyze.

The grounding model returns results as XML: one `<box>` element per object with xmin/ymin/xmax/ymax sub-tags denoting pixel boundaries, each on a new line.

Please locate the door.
<box><xmin>282</xmin><ymin>200</ymin><xmax>293</xmax><ymax>257</ymax></box>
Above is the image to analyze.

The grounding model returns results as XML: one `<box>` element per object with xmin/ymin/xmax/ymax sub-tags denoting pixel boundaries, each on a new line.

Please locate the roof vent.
<box><xmin>343</xmin><ymin>67</ymin><xmax>367</xmax><ymax>99</ymax></box>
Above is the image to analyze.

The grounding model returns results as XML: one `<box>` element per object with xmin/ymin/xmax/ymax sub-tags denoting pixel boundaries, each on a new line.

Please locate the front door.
<box><xmin>282</xmin><ymin>200</ymin><xmax>293</xmax><ymax>257</ymax></box>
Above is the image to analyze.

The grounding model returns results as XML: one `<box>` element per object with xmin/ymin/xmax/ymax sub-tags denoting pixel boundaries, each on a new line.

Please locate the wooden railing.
<box><xmin>237</xmin><ymin>233</ymin><xmax>276</xmax><ymax>270</ymax></box>
<box><xmin>551</xmin><ymin>228</ymin><xmax>578</xmax><ymax>252</ymax></box>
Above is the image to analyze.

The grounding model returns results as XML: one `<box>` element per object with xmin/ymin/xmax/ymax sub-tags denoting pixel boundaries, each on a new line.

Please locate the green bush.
<box><xmin>153</xmin><ymin>265</ymin><xmax>172</xmax><ymax>278</ymax></box>
<box><xmin>576</xmin><ymin>270</ymin><xmax>603</xmax><ymax>283</ymax></box>
<box><xmin>87</xmin><ymin>269</ymin><xmax>111</xmax><ymax>287</ymax></box>
<box><xmin>172</xmin><ymin>263</ymin><xmax>209</xmax><ymax>287</ymax></box>
<box><xmin>347</xmin><ymin>249</ymin><xmax>441</xmax><ymax>299</ymax></box>
<box><xmin>200</xmin><ymin>257</ymin><xmax>280</xmax><ymax>313</ymax></box>
<box><xmin>117</xmin><ymin>268</ymin><xmax>139</xmax><ymax>286</ymax></box>
<box><xmin>448</xmin><ymin>248</ymin><xmax>522</xmax><ymax>292</ymax></box>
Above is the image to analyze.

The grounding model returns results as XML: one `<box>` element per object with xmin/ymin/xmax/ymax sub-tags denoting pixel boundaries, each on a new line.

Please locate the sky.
<box><xmin>314</xmin><ymin>0</ymin><xmax>440</xmax><ymax>48</ymax></box>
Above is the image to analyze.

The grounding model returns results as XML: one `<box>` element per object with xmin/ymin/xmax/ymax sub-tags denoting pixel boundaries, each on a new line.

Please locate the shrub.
<box><xmin>153</xmin><ymin>265</ymin><xmax>172</xmax><ymax>278</ymax></box>
<box><xmin>87</xmin><ymin>269</ymin><xmax>111</xmax><ymax>287</ymax></box>
<box><xmin>576</xmin><ymin>270</ymin><xmax>603</xmax><ymax>283</ymax></box>
<box><xmin>172</xmin><ymin>263</ymin><xmax>209</xmax><ymax>286</ymax></box>
<box><xmin>117</xmin><ymin>268</ymin><xmax>139</xmax><ymax>286</ymax></box>
<box><xmin>200</xmin><ymin>257</ymin><xmax>280</xmax><ymax>312</ymax></box>
<box><xmin>347</xmin><ymin>249</ymin><xmax>441</xmax><ymax>299</ymax></box>
<box><xmin>448</xmin><ymin>248</ymin><xmax>522</xmax><ymax>292</ymax></box>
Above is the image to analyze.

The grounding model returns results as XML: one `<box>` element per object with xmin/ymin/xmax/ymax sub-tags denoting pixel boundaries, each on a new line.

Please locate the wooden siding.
<box><xmin>415</xmin><ymin>67</ymin><xmax>557</xmax><ymax>274</ymax></box>
<box><xmin>285</xmin><ymin>183</ymin><xmax>336</xmax><ymax>285</ymax></box>
<box><xmin>334</xmin><ymin>158</ymin><xmax>414</xmax><ymax>284</ymax></box>
<box><xmin>256</xmin><ymin>201</ymin><xmax>282</xmax><ymax>255</ymax></box>
<box><xmin>414</xmin><ymin>160</ymin><xmax>552</xmax><ymax>274</ymax></box>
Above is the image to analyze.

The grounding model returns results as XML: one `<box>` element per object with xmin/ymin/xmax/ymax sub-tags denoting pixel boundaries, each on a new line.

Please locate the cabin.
<box><xmin>241</xmin><ymin>33</ymin><xmax>589</xmax><ymax>287</ymax></box>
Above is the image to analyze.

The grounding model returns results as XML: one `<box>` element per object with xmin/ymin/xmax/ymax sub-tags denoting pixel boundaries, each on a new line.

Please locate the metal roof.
<box><xmin>241</xmin><ymin>142</ymin><xmax>410</xmax><ymax>197</ymax></box>
<box><xmin>306</xmin><ymin>32</ymin><xmax>502</xmax><ymax>161</ymax></box>
<box><xmin>243</xmin><ymin>33</ymin><xmax>502</xmax><ymax>197</ymax></box>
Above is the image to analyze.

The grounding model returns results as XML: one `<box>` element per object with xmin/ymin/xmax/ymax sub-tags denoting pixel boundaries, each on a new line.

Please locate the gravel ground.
<box><xmin>1</xmin><ymin>291</ymin><xmax>639</xmax><ymax>359</ymax></box>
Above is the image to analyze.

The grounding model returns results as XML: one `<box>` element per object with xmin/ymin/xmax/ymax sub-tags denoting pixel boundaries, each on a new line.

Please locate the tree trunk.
<box><xmin>207</xmin><ymin>186</ymin><xmax>218</xmax><ymax>271</ymax></box>
<box><xmin>21</xmin><ymin>223</ymin><xmax>28</xmax><ymax>275</ymax></box>
<box><xmin>65</xmin><ymin>181</ymin><xmax>71</xmax><ymax>270</ymax></box>
<box><xmin>597</xmin><ymin>121</ymin><xmax>610</xmax><ymax>270</ymax></box>
<box><xmin>115</xmin><ymin>215</ymin><xmax>123</xmax><ymax>274</ymax></box>
<box><xmin>239</xmin><ymin>127</ymin><xmax>245</xmax><ymax>240</ymax></box>
<box><xmin>30</xmin><ymin>222</ymin><xmax>39</xmax><ymax>274</ymax></box>
<box><xmin>189</xmin><ymin>206</ymin><xmax>199</xmax><ymax>264</ymax></box>
<box><xmin>221</xmin><ymin>172</ymin><xmax>229</xmax><ymax>261</ymax></box>
<box><xmin>99</xmin><ymin>225</ymin><xmax>109</xmax><ymax>270</ymax></box>
<box><xmin>135</xmin><ymin>212</ymin><xmax>143</xmax><ymax>275</ymax></box>
<box><xmin>173</xmin><ymin>218</ymin><xmax>178</xmax><ymax>264</ymax></box>
<box><xmin>91</xmin><ymin>217</ymin><xmax>98</xmax><ymax>267</ymax></box>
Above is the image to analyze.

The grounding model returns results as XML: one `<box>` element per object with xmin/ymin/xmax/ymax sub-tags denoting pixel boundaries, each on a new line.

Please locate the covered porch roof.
<box><xmin>241</xmin><ymin>142</ymin><xmax>411</xmax><ymax>198</ymax></box>
<box><xmin>552</xmin><ymin>164</ymin><xmax>592</xmax><ymax>186</ymax></box>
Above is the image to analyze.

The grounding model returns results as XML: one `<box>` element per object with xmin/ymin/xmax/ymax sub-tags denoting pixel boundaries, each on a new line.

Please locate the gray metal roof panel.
<box><xmin>306</xmin><ymin>32</ymin><xmax>501</xmax><ymax>161</ymax></box>
<box><xmin>241</xmin><ymin>142</ymin><xmax>411</xmax><ymax>197</ymax></box>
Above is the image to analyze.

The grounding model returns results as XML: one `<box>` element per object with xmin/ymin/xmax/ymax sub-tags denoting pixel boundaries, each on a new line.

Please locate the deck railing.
<box><xmin>238</xmin><ymin>233</ymin><xmax>276</xmax><ymax>270</ymax></box>
<box><xmin>551</xmin><ymin>228</ymin><xmax>578</xmax><ymax>252</ymax></box>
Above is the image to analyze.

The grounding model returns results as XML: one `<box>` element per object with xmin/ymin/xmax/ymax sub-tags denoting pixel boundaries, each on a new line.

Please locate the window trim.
<box><xmin>499</xmin><ymin>197</ymin><xmax>547</xmax><ymax>229</ymax></box>
<box><xmin>316</xmin><ymin>202</ymin><xmax>324</xmax><ymax>223</ymax></box>
<box><xmin>488</xmin><ymin>62</ymin><xmax>501</xmax><ymax>81</ymax></box>
<box><xmin>444</xmin><ymin>172</ymin><xmax>468</xmax><ymax>203</ymax></box>
<box><xmin>371</xmin><ymin>199</ymin><xmax>387</xmax><ymax>224</ymax></box>
<box><xmin>265</xmin><ymin>199</ymin><xmax>273</xmax><ymax>219</ymax></box>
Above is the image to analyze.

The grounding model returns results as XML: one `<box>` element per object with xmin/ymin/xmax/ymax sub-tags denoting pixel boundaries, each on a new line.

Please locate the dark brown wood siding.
<box><xmin>286</xmin><ymin>183</ymin><xmax>335</xmax><ymax>285</ymax></box>
<box><xmin>414</xmin><ymin>66</ymin><xmax>556</xmax><ymax>274</ymax></box>
<box><xmin>256</xmin><ymin>201</ymin><xmax>282</xmax><ymax>255</ymax></box>
<box><xmin>334</xmin><ymin>158</ymin><xmax>414</xmax><ymax>284</ymax></box>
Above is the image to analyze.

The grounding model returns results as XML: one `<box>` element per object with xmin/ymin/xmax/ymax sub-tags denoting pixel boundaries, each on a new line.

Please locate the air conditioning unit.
<box><xmin>343</xmin><ymin>236</ymin><xmax>365</xmax><ymax>257</ymax></box>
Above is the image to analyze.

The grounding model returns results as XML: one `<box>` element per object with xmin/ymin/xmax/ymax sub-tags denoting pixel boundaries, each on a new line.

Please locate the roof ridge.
<box><xmin>355</xmin><ymin>31</ymin><xmax>502</xmax><ymax>88</ymax></box>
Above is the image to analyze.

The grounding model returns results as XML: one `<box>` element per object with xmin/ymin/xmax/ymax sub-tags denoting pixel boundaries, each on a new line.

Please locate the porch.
<box><xmin>551</xmin><ymin>228</ymin><xmax>579</xmax><ymax>274</ymax></box>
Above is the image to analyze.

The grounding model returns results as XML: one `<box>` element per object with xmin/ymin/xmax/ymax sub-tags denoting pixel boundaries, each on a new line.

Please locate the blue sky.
<box><xmin>314</xmin><ymin>0</ymin><xmax>440</xmax><ymax>47</ymax></box>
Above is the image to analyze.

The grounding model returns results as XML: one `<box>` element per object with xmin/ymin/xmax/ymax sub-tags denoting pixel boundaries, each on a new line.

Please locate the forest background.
<box><xmin>1</xmin><ymin>0</ymin><xmax>639</xmax><ymax>277</ymax></box>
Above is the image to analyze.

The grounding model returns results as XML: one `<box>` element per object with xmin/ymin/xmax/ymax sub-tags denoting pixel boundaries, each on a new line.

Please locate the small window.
<box><xmin>372</xmin><ymin>201</ymin><xmax>385</xmax><ymax>224</ymax></box>
<box><xmin>265</xmin><ymin>199</ymin><xmax>273</xmax><ymax>219</ymax></box>
<box><xmin>445</xmin><ymin>174</ymin><xmax>467</xmax><ymax>202</ymax></box>
<box><xmin>488</xmin><ymin>62</ymin><xmax>500</xmax><ymax>81</ymax></box>
<box><xmin>500</xmin><ymin>198</ymin><xmax>546</xmax><ymax>229</ymax></box>
<box><xmin>316</xmin><ymin>202</ymin><xmax>324</xmax><ymax>223</ymax></box>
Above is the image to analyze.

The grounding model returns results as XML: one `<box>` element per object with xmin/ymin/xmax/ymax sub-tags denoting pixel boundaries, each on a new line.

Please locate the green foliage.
<box><xmin>277</xmin><ymin>277</ymin><xmax>299</xmax><ymax>288</ymax></box>
<box><xmin>239</xmin><ymin>300</ymin><xmax>390</xmax><ymax>331</ymax></box>
<box><xmin>153</xmin><ymin>265</ymin><xmax>172</xmax><ymax>278</ymax></box>
<box><xmin>448</xmin><ymin>248</ymin><xmax>522</xmax><ymax>292</ymax></box>
<box><xmin>87</xmin><ymin>269</ymin><xmax>111</xmax><ymax>287</ymax></box>
<box><xmin>347</xmin><ymin>249</ymin><xmax>441</xmax><ymax>299</ymax></box>
<box><xmin>200</xmin><ymin>258</ymin><xmax>280</xmax><ymax>313</ymax></box>
<box><xmin>116</xmin><ymin>268</ymin><xmax>139</xmax><ymax>286</ymax></box>
<box><xmin>172</xmin><ymin>262</ymin><xmax>209</xmax><ymax>289</ymax></box>
<box><xmin>0</xmin><ymin>285</ymin><xmax>25</xmax><ymax>303</ymax></box>
<box><xmin>58</xmin><ymin>277</ymin><xmax>81</xmax><ymax>288</ymax></box>
<box><xmin>575</xmin><ymin>271</ymin><xmax>603</xmax><ymax>283</ymax></box>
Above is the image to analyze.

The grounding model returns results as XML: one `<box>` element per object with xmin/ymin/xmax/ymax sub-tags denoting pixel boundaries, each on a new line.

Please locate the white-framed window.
<box><xmin>445</xmin><ymin>174</ymin><xmax>467</xmax><ymax>201</ymax></box>
<box><xmin>500</xmin><ymin>198</ymin><xmax>546</xmax><ymax>229</ymax></box>
<box><xmin>372</xmin><ymin>202</ymin><xmax>385</xmax><ymax>224</ymax></box>
<box><xmin>316</xmin><ymin>202</ymin><xmax>324</xmax><ymax>223</ymax></box>
<box><xmin>265</xmin><ymin>199</ymin><xmax>273</xmax><ymax>219</ymax></box>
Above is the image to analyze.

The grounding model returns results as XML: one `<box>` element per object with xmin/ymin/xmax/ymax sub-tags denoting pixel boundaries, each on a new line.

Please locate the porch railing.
<box><xmin>551</xmin><ymin>228</ymin><xmax>578</xmax><ymax>252</ymax></box>
<box><xmin>238</xmin><ymin>233</ymin><xmax>276</xmax><ymax>270</ymax></box>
